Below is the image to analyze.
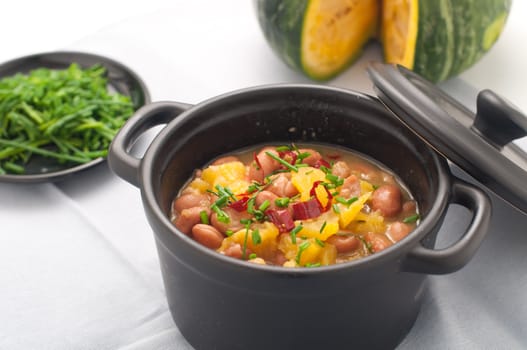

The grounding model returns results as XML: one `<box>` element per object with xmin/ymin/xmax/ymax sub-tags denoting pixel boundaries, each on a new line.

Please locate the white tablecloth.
<box><xmin>2</xmin><ymin>1</ymin><xmax>527</xmax><ymax>349</ymax></box>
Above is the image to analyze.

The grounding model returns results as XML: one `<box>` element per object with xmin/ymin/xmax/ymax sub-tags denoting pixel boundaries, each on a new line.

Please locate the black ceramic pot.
<box><xmin>108</xmin><ymin>84</ymin><xmax>491</xmax><ymax>350</ymax></box>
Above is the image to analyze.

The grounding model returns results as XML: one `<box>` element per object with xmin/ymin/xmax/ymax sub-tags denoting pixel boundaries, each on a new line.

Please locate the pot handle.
<box><xmin>108</xmin><ymin>101</ymin><xmax>192</xmax><ymax>187</ymax></box>
<box><xmin>401</xmin><ymin>178</ymin><xmax>491</xmax><ymax>275</ymax></box>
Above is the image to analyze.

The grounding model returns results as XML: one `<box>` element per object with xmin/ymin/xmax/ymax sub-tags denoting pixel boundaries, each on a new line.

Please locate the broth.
<box><xmin>170</xmin><ymin>144</ymin><xmax>419</xmax><ymax>267</ymax></box>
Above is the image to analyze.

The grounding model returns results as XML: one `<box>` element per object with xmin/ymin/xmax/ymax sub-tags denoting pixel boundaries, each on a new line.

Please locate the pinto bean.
<box><xmin>331</xmin><ymin>161</ymin><xmax>351</xmax><ymax>179</ymax></box>
<box><xmin>174</xmin><ymin>206</ymin><xmax>210</xmax><ymax>235</ymax></box>
<box><xmin>364</xmin><ymin>232</ymin><xmax>392</xmax><ymax>253</ymax></box>
<box><xmin>247</xmin><ymin>148</ymin><xmax>282</xmax><ymax>182</ymax></box>
<box><xmin>298</xmin><ymin>148</ymin><xmax>322</xmax><ymax>166</ymax></box>
<box><xmin>402</xmin><ymin>200</ymin><xmax>417</xmax><ymax>216</ymax></box>
<box><xmin>339</xmin><ymin>175</ymin><xmax>361</xmax><ymax>199</ymax></box>
<box><xmin>212</xmin><ymin>156</ymin><xmax>240</xmax><ymax>165</ymax></box>
<box><xmin>266</xmin><ymin>174</ymin><xmax>299</xmax><ymax>198</ymax></box>
<box><xmin>211</xmin><ymin>207</ymin><xmax>252</xmax><ymax>234</ymax></box>
<box><xmin>192</xmin><ymin>224</ymin><xmax>224</xmax><ymax>249</ymax></box>
<box><xmin>255</xmin><ymin>191</ymin><xmax>279</xmax><ymax>211</ymax></box>
<box><xmin>271</xmin><ymin>251</ymin><xmax>288</xmax><ymax>266</ymax></box>
<box><xmin>387</xmin><ymin>222</ymin><xmax>412</xmax><ymax>243</ymax></box>
<box><xmin>258</xmin><ymin>148</ymin><xmax>282</xmax><ymax>175</ymax></box>
<box><xmin>172</xmin><ymin>193</ymin><xmax>211</xmax><ymax>214</ymax></box>
<box><xmin>223</xmin><ymin>243</ymin><xmax>252</xmax><ymax>259</ymax></box>
<box><xmin>327</xmin><ymin>235</ymin><xmax>360</xmax><ymax>253</ymax></box>
<box><xmin>371</xmin><ymin>184</ymin><xmax>402</xmax><ymax>217</ymax></box>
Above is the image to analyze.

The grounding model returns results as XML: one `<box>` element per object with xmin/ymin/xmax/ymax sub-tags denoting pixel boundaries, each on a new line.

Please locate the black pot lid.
<box><xmin>367</xmin><ymin>62</ymin><xmax>527</xmax><ymax>215</ymax></box>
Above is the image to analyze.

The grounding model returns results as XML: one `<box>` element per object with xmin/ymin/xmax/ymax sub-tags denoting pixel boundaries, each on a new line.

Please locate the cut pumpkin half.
<box><xmin>381</xmin><ymin>0</ymin><xmax>419</xmax><ymax>69</ymax></box>
<box><xmin>301</xmin><ymin>0</ymin><xmax>379</xmax><ymax>80</ymax></box>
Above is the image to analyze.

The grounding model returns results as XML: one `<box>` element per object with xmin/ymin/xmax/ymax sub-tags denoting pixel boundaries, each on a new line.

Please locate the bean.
<box><xmin>266</xmin><ymin>174</ymin><xmax>298</xmax><ymax>198</ymax></box>
<box><xmin>258</xmin><ymin>147</ymin><xmax>282</xmax><ymax>175</ymax></box>
<box><xmin>339</xmin><ymin>175</ymin><xmax>361</xmax><ymax>198</ymax></box>
<box><xmin>387</xmin><ymin>222</ymin><xmax>412</xmax><ymax>243</ymax></box>
<box><xmin>192</xmin><ymin>224</ymin><xmax>224</xmax><ymax>249</ymax></box>
<box><xmin>212</xmin><ymin>156</ymin><xmax>240</xmax><ymax>165</ymax></box>
<box><xmin>364</xmin><ymin>232</ymin><xmax>392</xmax><ymax>253</ymax></box>
<box><xmin>298</xmin><ymin>148</ymin><xmax>322</xmax><ymax>166</ymax></box>
<box><xmin>271</xmin><ymin>251</ymin><xmax>288</xmax><ymax>266</ymax></box>
<box><xmin>211</xmin><ymin>207</ymin><xmax>252</xmax><ymax>234</ymax></box>
<box><xmin>247</xmin><ymin>147</ymin><xmax>281</xmax><ymax>182</ymax></box>
<box><xmin>371</xmin><ymin>184</ymin><xmax>402</xmax><ymax>217</ymax></box>
<box><xmin>172</xmin><ymin>193</ymin><xmax>211</xmax><ymax>214</ymax></box>
<box><xmin>327</xmin><ymin>235</ymin><xmax>360</xmax><ymax>253</ymax></box>
<box><xmin>332</xmin><ymin>161</ymin><xmax>351</xmax><ymax>178</ymax></box>
<box><xmin>223</xmin><ymin>243</ymin><xmax>252</xmax><ymax>259</ymax></box>
<box><xmin>174</xmin><ymin>206</ymin><xmax>210</xmax><ymax>235</ymax></box>
<box><xmin>402</xmin><ymin>200</ymin><xmax>417</xmax><ymax>216</ymax></box>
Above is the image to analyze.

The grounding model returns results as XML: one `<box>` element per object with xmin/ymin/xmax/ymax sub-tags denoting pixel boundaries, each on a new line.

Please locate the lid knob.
<box><xmin>472</xmin><ymin>89</ymin><xmax>527</xmax><ymax>148</ymax></box>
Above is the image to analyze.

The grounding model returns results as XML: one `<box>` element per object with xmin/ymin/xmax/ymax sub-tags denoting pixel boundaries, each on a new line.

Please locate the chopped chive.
<box><xmin>359</xmin><ymin>236</ymin><xmax>374</xmax><ymax>254</ymax></box>
<box><xmin>403</xmin><ymin>214</ymin><xmax>420</xmax><ymax>223</ymax></box>
<box><xmin>319</xmin><ymin>165</ymin><xmax>331</xmax><ymax>174</ymax></box>
<box><xmin>319</xmin><ymin>221</ymin><xmax>327</xmax><ymax>233</ymax></box>
<box><xmin>296</xmin><ymin>241</ymin><xmax>311</xmax><ymax>264</ymax></box>
<box><xmin>275</xmin><ymin>145</ymin><xmax>291</xmax><ymax>152</ymax></box>
<box><xmin>247</xmin><ymin>183</ymin><xmax>261</xmax><ymax>193</ymax></box>
<box><xmin>335</xmin><ymin>196</ymin><xmax>358</xmax><ymax>206</ymax></box>
<box><xmin>258</xmin><ymin>199</ymin><xmax>270</xmax><ymax>212</ymax></box>
<box><xmin>325</xmin><ymin>173</ymin><xmax>344</xmax><ymax>187</ymax></box>
<box><xmin>251</xmin><ymin>229</ymin><xmax>262</xmax><ymax>245</ymax></box>
<box><xmin>240</xmin><ymin>218</ymin><xmax>252</xmax><ymax>225</ymax></box>
<box><xmin>241</xmin><ymin>219</ymin><xmax>252</xmax><ymax>260</ymax></box>
<box><xmin>199</xmin><ymin>210</ymin><xmax>209</xmax><ymax>225</ymax></box>
<box><xmin>296</xmin><ymin>151</ymin><xmax>311</xmax><ymax>161</ymax></box>
<box><xmin>247</xmin><ymin>197</ymin><xmax>256</xmax><ymax>214</ymax></box>
<box><xmin>225</xmin><ymin>229</ymin><xmax>234</xmax><ymax>237</ymax></box>
<box><xmin>275</xmin><ymin>197</ymin><xmax>290</xmax><ymax>208</ymax></box>
<box><xmin>265</xmin><ymin>151</ymin><xmax>298</xmax><ymax>172</ymax></box>
<box><xmin>211</xmin><ymin>204</ymin><xmax>230</xmax><ymax>223</ymax></box>
<box><xmin>305</xmin><ymin>262</ymin><xmax>321</xmax><ymax>268</ymax></box>
<box><xmin>332</xmin><ymin>204</ymin><xmax>341</xmax><ymax>214</ymax></box>
<box><xmin>290</xmin><ymin>224</ymin><xmax>303</xmax><ymax>244</ymax></box>
<box><xmin>249</xmin><ymin>253</ymin><xmax>257</xmax><ymax>259</ymax></box>
<box><xmin>315</xmin><ymin>238</ymin><xmax>325</xmax><ymax>247</ymax></box>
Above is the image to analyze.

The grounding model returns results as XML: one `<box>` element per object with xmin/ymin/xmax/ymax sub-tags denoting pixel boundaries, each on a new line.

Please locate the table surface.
<box><xmin>2</xmin><ymin>1</ymin><xmax>527</xmax><ymax>349</ymax></box>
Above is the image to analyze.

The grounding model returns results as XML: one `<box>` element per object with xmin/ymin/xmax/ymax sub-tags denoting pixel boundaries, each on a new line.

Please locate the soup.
<box><xmin>170</xmin><ymin>144</ymin><xmax>419</xmax><ymax>267</ymax></box>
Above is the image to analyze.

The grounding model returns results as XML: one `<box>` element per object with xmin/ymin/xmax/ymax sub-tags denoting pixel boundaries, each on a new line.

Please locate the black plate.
<box><xmin>0</xmin><ymin>51</ymin><xmax>150</xmax><ymax>183</ymax></box>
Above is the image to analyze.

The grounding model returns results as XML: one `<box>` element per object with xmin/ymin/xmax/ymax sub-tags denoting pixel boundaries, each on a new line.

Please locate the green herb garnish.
<box><xmin>290</xmin><ymin>224</ymin><xmax>303</xmax><ymax>244</ymax></box>
<box><xmin>275</xmin><ymin>197</ymin><xmax>290</xmax><ymax>208</ymax></box>
<box><xmin>251</xmin><ymin>229</ymin><xmax>262</xmax><ymax>245</ymax></box>
<box><xmin>199</xmin><ymin>210</ymin><xmax>209</xmax><ymax>224</ymax></box>
<box><xmin>265</xmin><ymin>151</ymin><xmax>298</xmax><ymax>172</ymax></box>
<box><xmin>0</xmin><ymin>63</ymin><xmax>135</xmax><ymax>174</ymax></box>
<box><xmin>403</xmin><ymin>214</ymin><xmax>420</xmax><ymax>223</ymax></box>
<box><xmin>335</xmin><ymin>196</ymin><xmax>358</xmax><ymax>206</ymax></box>
<box><xmin>296</xmin><ymin>241</ymin><xmax>311</xmax><ymax>264</ymax></box>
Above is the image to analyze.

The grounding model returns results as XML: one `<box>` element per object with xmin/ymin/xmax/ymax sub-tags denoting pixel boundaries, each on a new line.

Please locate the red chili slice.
<box><xmin>309</xmin><ymin>180</ymin><xmax>333</xmax><ymax>211</ymax></box>
<box><xmin>312</xmin><ymin>158</ymin><xmax>331</xmax><ymax>169</ymax></box>
<box><xmin>229</xmin><ymin>196</ymin><xmax>249</xmax><ymax>212</ymax></box>
<box><xmin>278</xmin><ymin>150</ymin><xmax>298</xmax><ymax>166</ymax></box>
<box><xmin>266</xmin><ymin>209</ymin><xmax>295</xmax><ymax>233</ymax></box>
<box><xmin>292</xmin><ymin>198</ymin><xmax>322</xmax><ymax>220</ymax></box>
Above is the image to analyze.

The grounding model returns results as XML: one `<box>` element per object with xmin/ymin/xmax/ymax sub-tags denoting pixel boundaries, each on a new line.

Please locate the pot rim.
<box><xmin>140</xmin><ymin>83</ymin><xmax>452</xmax><ymax>275</ymax></box>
